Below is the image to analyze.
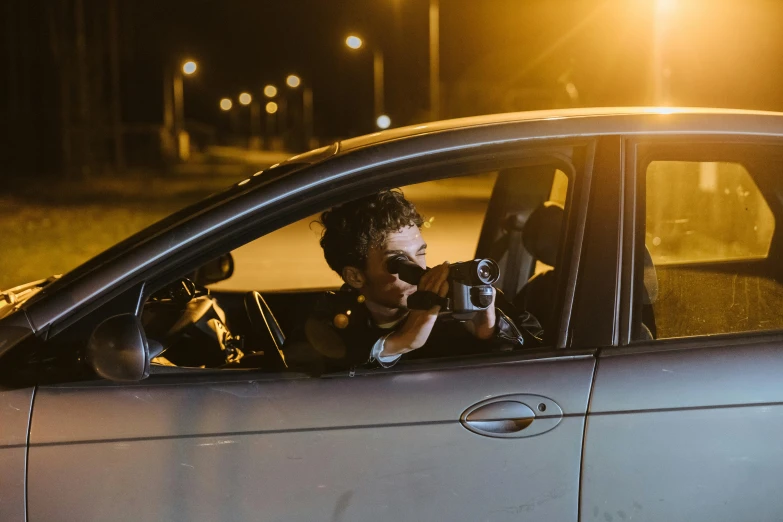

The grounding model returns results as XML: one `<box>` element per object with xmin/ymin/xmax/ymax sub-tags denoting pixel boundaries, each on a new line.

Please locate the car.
<box><xmin>3</xmin><ymin>106</ymin><xmax>783</xmax><ymax>521</ymax></box>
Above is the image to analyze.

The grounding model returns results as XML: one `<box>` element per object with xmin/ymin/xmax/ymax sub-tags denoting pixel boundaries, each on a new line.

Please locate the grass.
<box><xmin>0</xmin><ymin>173</ymin><xmax>245</xmax><ymax>290</ymax></box>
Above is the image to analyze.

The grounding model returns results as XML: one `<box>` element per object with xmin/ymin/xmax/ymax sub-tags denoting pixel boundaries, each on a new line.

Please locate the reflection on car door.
<box><xmin>27</xmin><ymin>357</ymin><xmax>594</xmax><ymax>522</ymax></box>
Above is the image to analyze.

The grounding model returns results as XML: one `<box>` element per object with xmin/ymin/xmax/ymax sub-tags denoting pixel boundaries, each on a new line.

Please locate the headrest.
<box><xmin>522</xmin><ymin>201</ymin><xmax>564</xmax><ymax>267</ymax></box>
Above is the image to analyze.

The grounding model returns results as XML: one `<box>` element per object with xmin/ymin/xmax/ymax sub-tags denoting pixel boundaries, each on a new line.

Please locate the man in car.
<box><xmin>304</xmin><ymin>189</ymin><xmax>540</xmax><ymax>370</ymax></box>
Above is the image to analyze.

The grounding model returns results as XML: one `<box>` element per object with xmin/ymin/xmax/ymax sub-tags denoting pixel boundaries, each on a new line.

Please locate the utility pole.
<box><xmin>108</xmin><ymin>0</ymin><xmax>125</xmax><ymax>173</ymax></box>
<box><xmin>429</xmin><ymin>0</ymin><xmax>440</xmax><ymax>120</ymax></box>
<box><xmin>373</xmin><ymin>50</ymin><xmax>385</xmax><ymax>118</ymax></box>
<box><xmin>74</xmin><ymin>0</ymin><xmax>93</xmax><ymax>176</ymax></box>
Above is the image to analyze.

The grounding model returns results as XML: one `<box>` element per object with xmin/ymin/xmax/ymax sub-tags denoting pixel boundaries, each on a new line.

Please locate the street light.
<box><xmin>285</xmin><ymin>74</ymin><xmax>314</xmax><ymax>149</ymax></box>
<box><xmin>164</xmin><ymin>58</ymin><xmax>199</xmax><ymax>162</ymax></box>
<box><xmin>376</xmin><ymin>114</ymin><xmax>391</xmax><ymax>130</ymax></box>
<box><xmin>264</xmin><ymin>85</ymin><xmax>278</xmax><ymax>98</ymax></box>
<box><xmin>346</xmin><ymin>35</ymin><xmax>363</xmax><ymax>49</ymax></box>
<box><xmin>182</xmin><ymin>60</ymin><xmax>197</xmax><ymax>75</ymax></box>
<box><xmin>219</xmin><ymin>98</ymin><xmax>233</xmax><ymax>111</ymax></box>
<box><xmin>286</xmin><ymin>75</ymin><xmax>301</xmax><ymax>88</ymax></box>
<box><xmin>239</xmin><ymin>92</ymin><xmax>252</xmax><ymax>105</ymax></box>
<box><xmin>266</xmin><ymin>101</ymin><xmax>279</xmax><ymax>114</ymax></box>
<box><xmin>345</xmin><ymin>34</ymin><xmax>384</xmax><ymax>127</ymax></box>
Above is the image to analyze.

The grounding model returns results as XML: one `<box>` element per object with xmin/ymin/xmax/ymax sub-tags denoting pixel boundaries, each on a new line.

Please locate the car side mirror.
<box><xmin>192</xmin><ymin>253</ymin><xmax>234</xmax><ymax>287</ymax></box>
<box><xmin>86</xmin><ymin>314</ymin><xmax>150</xmax><ymax>382</ymax></box>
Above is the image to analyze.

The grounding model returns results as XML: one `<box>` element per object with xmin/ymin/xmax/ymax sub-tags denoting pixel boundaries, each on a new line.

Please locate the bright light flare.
<box><xmin>286</xmin><ymin>75</ymin><xmax>301</xmax><ymax>88</ymax></box>
<box><xmin>266</xmin><ymin>101</ymin><xmax>279</xmax><ymax>114</ymax></box>
<box><xmin>376</xmin><ymin>114</ymin><xmax>391</xmax><ymax>129</ymax></box>
<box><xmin>182</xmin><ymin>61</ymin><xmax>197</xmax><ymax>75</ymax></box>
<box><xmin>346</xmin><ymin>35</ymin><xmax>363</xmax><ymax>50</ymax></box>
<box><xmin>264</xmin><ymin>85</ymin><xmax>278</xmax><ymax>98</ymax></box>
<box><xmin>238</xmin><ymin>92</ymin><xmax>252</xmax><ymax>105</ymax></box>
<box><xmin>219</xmin><ymin>98</ymin><xmax>233</xmax><ymax>111</ymax></box>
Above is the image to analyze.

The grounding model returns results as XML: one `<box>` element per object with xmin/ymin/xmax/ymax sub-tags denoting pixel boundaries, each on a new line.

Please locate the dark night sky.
<box><xmin>118</xmin><ymin>0</ymin><xmax>783</xmax><ymax>136</ymax></box>
<box><xmin>4</xmin><ymin>0</ymin><xmax>783</xmax><ymax>175</ymax></box>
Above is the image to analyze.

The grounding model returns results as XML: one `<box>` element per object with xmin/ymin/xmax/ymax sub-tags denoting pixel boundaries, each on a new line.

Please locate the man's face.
<box><xmin>360</xmin><ymin>225</ymin><xmax>427</xmax><ymax>310</ymax></box>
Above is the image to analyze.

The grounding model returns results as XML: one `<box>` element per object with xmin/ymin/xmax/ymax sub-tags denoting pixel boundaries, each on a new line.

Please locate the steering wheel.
<box><xmin>244</xmin><ymin>291</ymin><xmax>287</xmax><ymax>370</ymax></box>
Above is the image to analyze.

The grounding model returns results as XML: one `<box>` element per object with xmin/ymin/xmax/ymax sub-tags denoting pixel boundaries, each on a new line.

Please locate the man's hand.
<box><xmin>464</xmin><ymin>287</ymin><xmax>497</xmax><ymax>340</ymax></box>
<box><xmin>382</xmin><ymin>262</ymin><xmax>450</xmax><ymax>356</ymax></box>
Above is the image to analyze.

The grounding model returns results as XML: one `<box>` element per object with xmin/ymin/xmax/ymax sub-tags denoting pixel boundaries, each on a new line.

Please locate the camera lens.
<box><xmin>475</xmin><ymin>259</ymin><xmax>499</xmax><ymax>284</ymax></box>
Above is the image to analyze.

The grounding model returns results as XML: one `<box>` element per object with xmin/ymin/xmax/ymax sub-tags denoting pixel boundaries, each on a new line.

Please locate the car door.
<box><xmin>25</xmin><ymin>138</ymin><xmax>607</xmax><ymax>522</ymax></box>
<box><xmin>0</xmin><ymin>385</ymin><xmax>34</xmax><ymax>522</ymax></box>
<box><xmin>582</xmin><ymin>136</ymin><xmax>783</xmax><ymax>521</ymax></box>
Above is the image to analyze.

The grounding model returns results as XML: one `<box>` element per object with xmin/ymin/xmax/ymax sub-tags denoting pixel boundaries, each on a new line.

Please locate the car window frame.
<box><xmin>619</xmin><ymin>134</ymin><xmax>783</xmax><ymax>350</ymax></box>
<box><xmin>33</xmin><ymin>137</ymin><xmax>599</xmax><ymax>385</ymax></box>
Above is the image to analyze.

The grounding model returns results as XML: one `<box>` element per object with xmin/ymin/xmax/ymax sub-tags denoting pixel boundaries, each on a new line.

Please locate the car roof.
<box><xmin>336</xmin><ymin>106</ymin><xmax>783</xmax><ymax>154</ymax></box>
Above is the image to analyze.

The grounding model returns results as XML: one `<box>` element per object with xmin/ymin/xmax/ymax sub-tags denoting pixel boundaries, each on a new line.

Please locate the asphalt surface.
<box><xmin>211</xmin><ymin>175</ymin><xmax>496</xmax><ymax>292</ymax></box>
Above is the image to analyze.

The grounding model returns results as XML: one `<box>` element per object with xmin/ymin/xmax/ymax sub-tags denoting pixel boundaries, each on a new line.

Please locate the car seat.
<box><xmin>514</xmin><ymin>201</ymin><xmax>564</xmax><ymax>337</ymax></box>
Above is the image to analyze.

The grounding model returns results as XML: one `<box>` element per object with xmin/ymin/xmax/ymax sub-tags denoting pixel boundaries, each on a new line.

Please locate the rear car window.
<box><xmin>634</xmin><ymin>154</ymin><xmax>783</xmax><ymax>341</ymax></box>
<box><xmin>646</xmin><ymin>161</ymin><xmax>774</xmax><ymax>265</ymax></box>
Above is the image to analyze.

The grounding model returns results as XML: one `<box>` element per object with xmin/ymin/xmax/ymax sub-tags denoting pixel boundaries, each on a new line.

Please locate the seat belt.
<box><xmin>488</xmin><ymin>213</ymin><xmax>527</xmax><ymax>297</ymax></box>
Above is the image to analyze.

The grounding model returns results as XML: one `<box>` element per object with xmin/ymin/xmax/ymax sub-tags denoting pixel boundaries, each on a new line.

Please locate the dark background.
<box><xmin>3</xmin><ymin>0</ymin><xmax>783</xmax><ymax>178</ymax></box>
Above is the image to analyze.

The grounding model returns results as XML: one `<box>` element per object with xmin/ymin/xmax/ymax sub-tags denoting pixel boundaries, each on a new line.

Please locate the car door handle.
<box><xmin>463</xmin><ymin>401</ymin><xmax>535</xmax><ymax>434</ymax></box>
<box><xmin>460</xmin><ymin>394</ymin><xmax>563</xmax><ymax>438</ymax></box>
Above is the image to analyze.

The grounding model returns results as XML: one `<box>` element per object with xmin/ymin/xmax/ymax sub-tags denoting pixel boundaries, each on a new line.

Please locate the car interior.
<box><xmin>137</xmin><ymin>163</ymin><xmax>573</xmax><ymax>374</ymax></box>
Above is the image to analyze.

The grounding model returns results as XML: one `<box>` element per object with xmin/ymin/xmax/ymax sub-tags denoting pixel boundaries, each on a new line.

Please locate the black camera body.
<box><xmin>387</xmin><ymin>257</ymin><xmax>500</xmax><ymax>317</ymax></box>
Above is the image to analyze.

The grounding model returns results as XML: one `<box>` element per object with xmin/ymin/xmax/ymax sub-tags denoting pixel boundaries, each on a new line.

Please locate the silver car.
<box><xmin>3</xmin><ymin>107</ymin><xmax>783</xmax><ymax>521</ymax></box>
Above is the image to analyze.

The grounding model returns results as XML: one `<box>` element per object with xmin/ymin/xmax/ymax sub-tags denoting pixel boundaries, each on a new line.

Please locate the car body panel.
<box><xmin>582</xmin><ymin>341</ymin><xmax>783</xmax><ymax>521</ymax></box>
<box><xmin>28</xmin><ymin>356</ymin><xmax>595</xmax><ymax>522</ymax></box>
<box><xmin>0</xmin><ymin>386</ymin><xmax>35</xmax><ymax>522</ymax></box>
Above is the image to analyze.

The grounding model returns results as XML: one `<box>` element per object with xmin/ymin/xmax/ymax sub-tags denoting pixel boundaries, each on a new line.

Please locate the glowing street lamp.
<box><xmin>238</xmin><ymin>92</ymin><xmax>252</xmax><ymax>105</ymax></box>
<box><xmin>219</xmin><ymin>98</ymin><xmax>233</xmax><ymax>111</ymax></box>
<box><xmin>182</xmin><ymin>60</ymin><xmax>197</xmax><ymax>75</ymax></box>
<box><xmin>376</xmin><ymin>114</ymin><xmax>391</xmax><ymax>130</ymax></box>
<box><xmin>345</xmin><ymin>35</ymin><xmax>363</xmax><ymax>50</ymax></box>
<box><xmin>344</xmin><ymin>34</ymin><xmax>384</xmax><ymax>127</ymax></box>
<box><xmin>164</xmin><ymin>58</ymin><xmax>199</xmax><ymax>161</ymax></box>
<box><xmin>266</xmin><ymin>101</ymin><xmax>279</xmax><ymax>114</ymax></box>
<box><xmin>264</xmin><ymin>85</ymin><xmax>278</xmax><ymax>98</ymax></box>
<box><xmin>286</xmin><ymin>75</ymin><xmax>301</xmax><ymax>88</ymax></box>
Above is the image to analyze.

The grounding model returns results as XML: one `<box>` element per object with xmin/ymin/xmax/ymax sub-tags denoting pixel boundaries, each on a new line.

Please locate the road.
<box><xmin>212</xmin><ymin>175</ymin><xmax>497</xmax><ymax>292</ymax></box>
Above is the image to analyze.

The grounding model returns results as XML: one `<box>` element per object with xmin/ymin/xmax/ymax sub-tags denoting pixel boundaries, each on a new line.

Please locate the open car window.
<box><xmin>136</xmin><ymin>156</ymin><xmax>577</xmax><ymax>374</ymax></box>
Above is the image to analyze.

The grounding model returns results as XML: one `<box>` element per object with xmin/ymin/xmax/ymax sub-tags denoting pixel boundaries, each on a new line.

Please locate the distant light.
<box><xmin>264</xmin><ymin>85</ymin><xmax>278</xmax><ymax>98</ymax></box>
<box><xmin>266</xmin><ymin>101</ymin><xmax>279</xmax><ymax>114</ymax></box>
<box><xmin>286</xmin><ymin>75</ymin><xmax>301</xmax><ymax>88</ymax></box>
<box><xmin>346</xmin><ymin>35</ymin><xmax>363</xmax><ymax>50</ymax></box>
<box><xmin>238</xmin><ymin>178</ymin><xmax>250</xmax><ymax>186</ymax></box>
<box><xmin>238</xmin><ymin>92</ymin><xmax>252</xmax><ymax>105</ymax></box>
<box><xmin>565</xmin><ymin>82</ymin><xmax>579</xmax><ymax>101</ymax></box>
<box><xmin>376</xmin><ymin>114</ymin><xmax>391</xmax><ymax>129</ymax></box>
<box><xmin>182</xmin><ymin>61</ymin><xmax>197</xmax><ymax>75</ymax></box>
<box><xmin>219</xmin><ymin>98</ymin><xmax>233</xmax><ymax>111</ymax></box>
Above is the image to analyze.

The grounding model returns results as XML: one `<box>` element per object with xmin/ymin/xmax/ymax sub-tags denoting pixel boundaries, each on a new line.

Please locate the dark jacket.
<box><xmin>304</xmin><ymin>285</ymin><xmax>542</xmax><ymax>371</ymax></box>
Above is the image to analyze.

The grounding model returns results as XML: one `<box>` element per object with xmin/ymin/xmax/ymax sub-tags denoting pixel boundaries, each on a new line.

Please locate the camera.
<box><xmin>387</xmin><ymin>256</ymin><xmax>500</xmax><ymax>317</ymax></box>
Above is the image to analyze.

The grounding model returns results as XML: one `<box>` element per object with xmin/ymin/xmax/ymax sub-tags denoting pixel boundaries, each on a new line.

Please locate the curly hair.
<box><xmin>318</xmin><ymin>189</ymin><xmax>423</xmax><ymax>277</ymax></box>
